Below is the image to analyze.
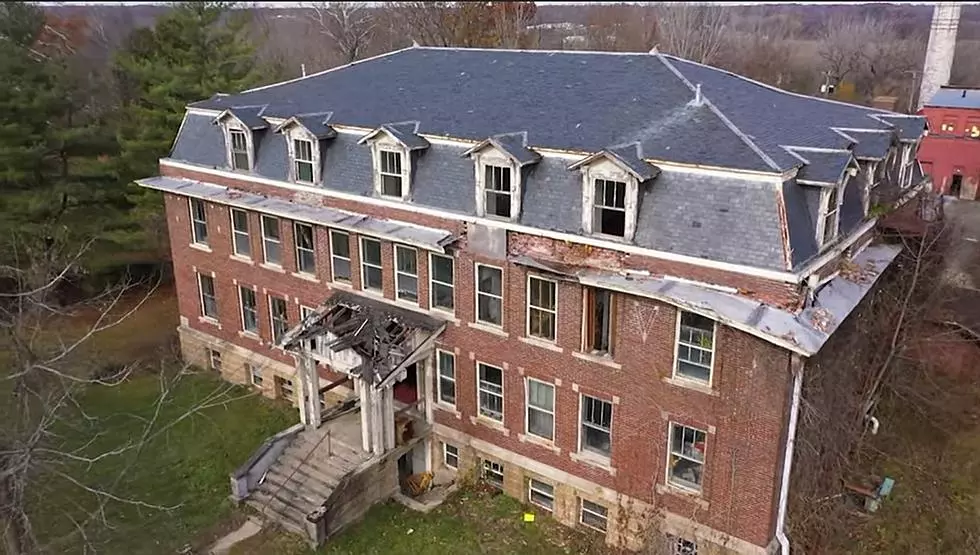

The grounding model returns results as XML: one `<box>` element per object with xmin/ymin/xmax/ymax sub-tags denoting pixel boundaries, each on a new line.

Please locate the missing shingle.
<box><xmin>692</xmin><ymin>221</ymin><xmax>702</xmax><ymax>228</ymax></box>
<box><xmin>718</xmin><ymin>207</ymin><xmax>730</xmax><ymax>213</ymax></box>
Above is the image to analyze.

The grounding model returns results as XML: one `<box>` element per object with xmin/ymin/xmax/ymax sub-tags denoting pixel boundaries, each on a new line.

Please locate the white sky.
<box><xmin>37</xmin><ymin>2</ymin><xmax>975</xmax><ymax>7</ymax></box>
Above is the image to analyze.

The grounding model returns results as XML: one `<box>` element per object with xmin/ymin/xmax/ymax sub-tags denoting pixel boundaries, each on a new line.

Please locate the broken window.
<box><xmin>230</xmin><ymin>129</ymin><xmax>250</xmax><ymax>170</ymax></box>
<box><xmin>478</xmin><ymin>362</ymin><xmax>504</xmax><ymax>422</ymax></box>
<box><xmin>476</xmin><ymin>264</ymin><xmax>503</xmax><ymax>326</ymax></box>
<box><xmin>269</xmin><ymin>296</ymin><xmax>288</xmax><ymax>343</ymax></box>
<box><xmin>579</xmin><ymin>499</ymin><xmax>608</xmax><ymax>533</ymax></box>
<box><xmin>526</xmin><ymin>379</ymin><xmax>555</xmax><ymax>441</ymax></box>
<box><xmin>239</xmin><ymin>286</ymin><xmax>258</xmax><ymax>333</ymax></box>
<box><xmin>360</xmin><ymin>237</ymin><xmax>383</xmax><ymax>292</ymax></box>
<box><xmin>484</xmin><ymin>164</ymin><xmax>512</xmax><ymax>218</ymax></box>
<box><xmin>429</xmin><ymin>253</ymin><xmax>454</xmax><ymax>312</ymax></box>
<box><xmin>379</xmin><ymin>150</ymin><xmax>403</xmax><ymax>197</ymax></box>
<box><xmin>395</xmin><ymin>245</ymin><xmax>418</xmax><ymax>302</ymax></box>
<box><xmin>294</xmin><ymin>222</ymin><xmax>316</xmax><ymax>274</ymax></box>
<box><xmin>230</xmin><ymin>209</ymin><xmax>250</xmax><ymax>257</ymax></box>
<box><xmin>675</xmin><ymin>311</ymin><xmax>714</xmax><ymax>385</ymax></box>
<box><xmin>437</xmin><ymin>349</ymin><xmax>456</xmax><ymax>406</ymax></box>
<box><xmin>330</xmin><ymin>230</ymin><xmax>351</xmax><ymax>283</ymax></box>
<box><xmin>293</xmin><ymin>138</ymin><xmax>314</xmax><ymax>183</ymax></box>
<box><xmin>668</xmin><ymin>423</ymin><xmax>706</xmax><ymax>492</ymax></box>
<box><xmin>190</xmin><ymin>199</ymin><xmax>208</xmax><ymax>245</ymax></box>
<box><xmin>443</xmin><ymin>443</ymin><xmax>459</xmax><ymax>469</ymax></box>
<box><xmin>482</xmin><ymin>459</ymin><xmax>504</xmax><ymax>488</ymax></box>
<box><xmin>584</xmin><ymin>288</ymin><xmax>615</xmax><ymax>355</ymax></box>
<box><xmin>276</xmin><ymin>376</ymin><xmax>294</xmax><ymax>400</ymax></box>
<box><xmin>207</xmin><ymin>349</ymin><xmax>222</xmax><ymax>371</ymax></box>
<box><xmin>198</xmin><ymin>274</ymin><xmax>217</xmax><ymax>319</ymax></box>
<box><xmin>820</xmin><ymin>185</ymin><xmax>840</xmax><ymax>247</ymax></box>
<box><xmin>528</xmin><ymin>479</ymin><xmax>555</xmax><ymax>512</ymax></box>
<box><xmin>261</xmin><ymin>215</ymin><xmax>282</xmax><ymax>266</ymax></box>
<box><xmin>247</xmin><ymin>363</ymin><xmax>262</xmax><ymax>386</ymax></box>
<box><xmin>527</xmin><ymin>276</ymin><xmax>557</xmax><ymax>342</ymax></box>
<box><xmin>592</xmin><ymin>178</ymin><xmax>627</xmax><ymax>237</ymax></box>
<box><xmin>667</xmin><ymin>536</ymin><xmax>699</xmax><ymax>555</ymax></box>
<box><xmin>580</xmin><ymin>395</ymin><xmax>612</xmax><ymax>458</ymax></box>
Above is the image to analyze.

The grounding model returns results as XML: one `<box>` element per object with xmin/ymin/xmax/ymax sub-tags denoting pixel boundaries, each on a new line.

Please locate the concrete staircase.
<box><xmin>246</xmin><ymin>428</ymin><xmax>372</xmax><ymax>536</ymax></box>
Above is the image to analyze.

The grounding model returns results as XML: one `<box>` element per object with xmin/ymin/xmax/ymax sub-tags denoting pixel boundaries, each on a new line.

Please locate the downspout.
<box><xmin>776</xmin><ymin>354</ymin><xmax>804</xmax><ymax>555</ymax></box>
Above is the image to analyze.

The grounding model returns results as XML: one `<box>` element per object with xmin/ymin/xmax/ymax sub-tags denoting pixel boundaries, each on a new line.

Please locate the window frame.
<box><xmin>238</xmin><ymin>285</ymin><xmax>258</xmax><ymax>334</ymax></box>
<box><xmin>189</xmin><ymin>199</ymin><xmax>208</xmax><ymax>246</ymax></box>
<box><xmin>528</xmin><ymin>478</ymin><xmax>555</xmax><ymax>512</ymax></box>
<box><xmin>394</xmin><ymin>245</ymin><xmax>419</xmax><ymax>303</ymax></box>
<box><xmin>475</xmin><ymin>263</ymin><xmax>504</xmax><ymax>328</ymax></box>
<box><xmin>247</xmin><ymin>363</ymin><xmax>263</xmax><ymax>386</ymax></box>
<box><xmin>260</xmin><ymin>215</ymin><xmax>282</xmax><ymax>267</ymax></box>
<box><xmin>277</xmin><ymin>376</ymin><xmax>295</xmax><ymax>400</ymax></box>
<box><xmin>582</xmin><ymin>287</ymin><xmax>616</xmax><ymax>356</ymax></box>
<box><xmin>228</xmin><ymin>128</ymin><xmax>251</xmax><ymax>171</ymax></box>
<box><xmin>268</xmin><ymin>295</ymin><xmax>289</xmax><ymax>345</ymax></box>
<box><xmin>230</xmin><ymin>208</ymin><xmax>250</xmax><ymax>258</ymax></box>
<box><xmin>525</xmin><ymin>378</ymin><xmax>555</xmax><ymax>442</ymax></box>
<box><xmin>591</xmin><ymin>177</ymin><xmax>629</xmax><ymax>238</ymax></box>
<box><xmin>672</xmin><ymin>310</ymin><xmax>717</xmax><ymax>387</ymax></box>
<box><xmin>476</xmin><ymin>361</ymin><xmax>504</xmax><ymax>423</ymax></box>
<box><xmin>668</xmin><ymin>536</ymin><xmax>699</xmax><ymax>555</ymax></box>
<box><xmin>207</xmin><ymin>348</ymin><xmax>222</xmax><ymax>371</ymax></box>
<box><xmin>378</xmin><ymin>149</ymin><xmax>405</xmax><ymax>198</ymax></box>
<box><xmin>579</xmin><ymin>161</ymin><xmax>639</xmax><ymax>241</ymax></box>
<box><xmin>666</xmin><ymin>422</ymin><xmax>708</xmax><ymax>494</ymax></box>
<box><xmin>815</xmin><ymin>183</ymin><xmax>842</xmax><ymax>249</ymax></box>
<box><xmin>359</xmin><ymin>237</ymin><xmax>384</xmax><ymax>293</ymax></box>
<box><xmin>329</xmin><ymin>230</ymin><xmax>351</xmax><ymax>283</ymax></box>
<box><xmin>436</xmin><ymin>349</ymin><xmax>456</xmax><ymax>407</ymax></box>
<box><xmin>526</xmin><ymin>275</ymin><xmax>558</xmax><ymax>342</ymax></box>
<box><xmin>443</xmin><ymin>443</ymin><xmax>459</xmax><ymax>469</ymax></box>
<box><xmin>578</xmin><ymin>394</ymin><xmax>613</xmax><ymax>459</ymax></box>
<box><xmin>482</xmin><ymin>459</ymin><xmax>504</xmax><ymax>489</ymax></box>
<box><xmin>579</xmin><ymin>498</ymin><xmax>609</xmax><ymax>533</ymax></box>
<box><xmin>428</xmin><ymin>252</ymin><xmax>455</xmax><ymax>313</ymax></box>
<box><xmin>198</xmin><ymin>273</ymin><xmax>218</xmax><ymax>320</ymax></box>
<box><xmin>291</xmin><ymin>136</ymin><xmax>316</xmax><ymax>184</ymax></box>
<box><xmin>483</xmin><ymin>163</ymin><xmax>514</xmax><ymax>219</ymax></box>
<box><xmin>293</xmin><ymin>222</ymin><xmax>316</xmax><ymax>275</ymax></box>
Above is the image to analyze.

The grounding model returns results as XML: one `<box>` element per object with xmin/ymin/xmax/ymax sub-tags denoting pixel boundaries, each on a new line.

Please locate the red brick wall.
<box><xmin>162</xmin><ymin>167</ymin><xmax>795</xmax><ymax>548</ymax></box>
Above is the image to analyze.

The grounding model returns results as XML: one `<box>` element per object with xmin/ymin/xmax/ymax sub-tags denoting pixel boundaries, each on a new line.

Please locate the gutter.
<box><xmin>776</xmin><ymin>354</ymin><xmax>804</xmax><ymax>555</ymax></box>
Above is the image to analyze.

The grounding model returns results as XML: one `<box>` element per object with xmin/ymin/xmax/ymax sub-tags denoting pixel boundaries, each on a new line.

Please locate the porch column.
<box><xmin>359</xmin><ymin>377</ymin><xmax>372</xmax><ymax>452</ymax></box>
<box><xmin>298</xmin><ymin>352</ymin><xmax>321</xmax><ymax>431</ymax></box>
<box><xmin>383</xmin><ymin>386</ymin><xmax>396</xmax><ymax>451</ymax></box>
<box><xmin>370</xmin><ymin>387</ymin><xmax>385</xmax><ymax>456</ymax></box>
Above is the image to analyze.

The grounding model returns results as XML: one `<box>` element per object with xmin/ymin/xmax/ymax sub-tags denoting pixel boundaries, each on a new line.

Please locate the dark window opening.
<box><xmin>484</xmin><ymin>165</ymin><xmax>512</xmax><ymax>218</ymax></box>
<box><xmin>592</xmin><ymin>179</ymin><xmax>627</xmax><ymax>237</ymax></box>
<box><xmin>951</xmin><ymin>174</ymin><xmax>963</xmax><ymax>197</ymax></box>
<box><xmin>585</xmin><ymin>288</ymin><xmax>615</xmax><ymax>355</ymax></box>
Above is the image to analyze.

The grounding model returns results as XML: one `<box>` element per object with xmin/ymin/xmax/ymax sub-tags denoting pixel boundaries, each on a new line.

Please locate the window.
<box><xmin>668</xmin><ymin>423</ymin><xmax>707</xmax><ymax>492</ymax></box>
<box><xmin>592</xmin><ymin>178</ymin><xmax>627</xmax><ymax>237</ymax></box>
<box><xmin>484</xmin><ymin>165</ymin><xmax>513</xmax><ymax>218</ymax></box>
<box><xmin>294</xmin><ymin>222</ymin><xmax>316</xmax><ymax>274</ymax></box>
<box><xmin>443</xmin><ymin>443</ymin><xmax>459</xmax><ymax>469</ymax></box>
<box><xmin>277</xmin><ymin>376</ymin><xmax>295</xmax><ymax>401</ymax></box>
<box><xmin>293</xmin><ymin>138</ymin><xmax>315</xmax><ymax>183</ymax></box>
<box><xmin>261</xmin><ymin>216</ymin><xmax>282</xmax><ymax>266</ymax></box>
<box><xmin>967</xmin><ymin>120</ymin><xmax>980</xmax><ymax>138</ymax></box>
<box><xmin>269</xmin><ymin>296</ymin><xmax>288</xmax><ymax>344</ymax></box>
<box><xmin>207</xmin><ymin>349</ymin><xmax>222</xmax><ymax>371</ymax></box>
<box><xmin>580</xmin><ymin>499</ymin><xmax>608</xmax><ymax>533</ymax></box>
<box><xmin>940</xmin><ymin>120</ymin><xmax>957</xmax><ymax>133</ymax></box>
<box><xmin>668</xmin><ymin>536</ymin><xmax>699</xmax><ymax>555</ymax></box>
<box><xmin>437</xmin><ymin>350</ymin><xmax>456</xmax><ymax>406</ymax></box>
<box><xmin>429</xmin><ymin>253</ymin><xmax>454</xmax><ymax>312</ymax></box>
<box><xmin>395</xmin><ymin>245</ymin><xmax>418</xmax><ymax>302</ymax></box>
<box><xmin>477</xmin><ymin>362</ymin><xmax>504</xmax><ymax>422</ymax></box>
<box><xmin>580</xmin><ymin>395</ymin><xmax>612</xmax><ymax>458</ymax></box>
<box><xmin>528</xmin><ymin>479</ymin><xmax>555</xmax><ymax>512</ymax></box>
<box><xmin>299</xmin><ymin>305</ymin><xmax>320</xmax><ymax>352</ymax></box>
<box><xmin>190</xmin><ymin>199</ymin><xmax>208</xmax><ymax>245</ymax></box>
<box><xmin>674</xmin><ymin>311</ymin><xmax>715</xmax><ymax>385</ymax></box>
<box><xmin>379</xmin><ymin>150</ymin><xmax>403</xmax><ymax>197</ymax></box>
<box><xmin>330</xmin><ymin>230</ymin><xmax>351</xmax><ymax>282</ymax></box>
<box><xmin>819</xmin><ymin>185</ymin><xmax>840</xmax><ymax>247</ymax></box>
<box><xmin>247</xmin><ymin>363</ymin><xmax>262</xmax><ymax>386</ymax></box>
<box><xmin>230</xmin><ymin>209</ymin><xmax>250</xmax><ymax>257</ymax></box>
<box><xmin>230</xmin><ymin>129</ymin><xmax>250</xmax><ymax>170</ymax></box>
<box><xmin>584</xmin><ymin>288</ymin><xmax>615</xmax><ymax>355</ymax></box>
<box><xmin>198</xmin><ymin>274</ymin><xmax>217</xmax><ymax>319</ymax></box>
<box><xmin>360</xmin><ymin>238</ymin><xmax>383</xmax><ymax>292</ymax></box>
<box><xmin>527</xmin><ymin>276</ymin><xmax>557</xmax><ymax>342</ymax></box>
<box><xmin>239</xmin><ymin>286</ymin><xmax>258</xmax><ymax>333</ymax></box>
<box><xmin>526</xmin><ymin>379</ymin><xmax>555</xmax><ymax>441</ymax></box>
<box><xmin>476</xmin><ymin>264</ymin><xmax>503</xmax><ymax>327</ymax></box>
<box><xmin>482</xmin><ymin>459</ymin><xmax>504</xmax><ymax>488</ymax></box>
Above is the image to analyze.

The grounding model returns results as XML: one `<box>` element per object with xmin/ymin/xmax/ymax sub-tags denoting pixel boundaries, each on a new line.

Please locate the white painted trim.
<box><xmin>775</xmin><ymin>358</ymin><xmax>804</xmax><ymax>555</ymax></box>
<box><xmin>237</xmin><ymin>284</ymin><xmax>258</xmax><ymax>334</ymax></box>
<box><xmin>476</xmin><ymin>360</ymin><xmax>505</xmax><ymax>423</ymax></box>
<box><xmin>267</xmin><ymin>294</ymin><xmax>288</xmax><ymax>345</ymax></box>
<box><xmin>525</xmin><ymin>274</ymin><xmax>558</xmax><ymax>343</ymax></box>
<box><xmin>197</xmin><ymin>272</ymin><xmax>216</xmax><ymax>319</ymax></box>
<box><xmin>189</xmin><ymin>198</ymin><xmax>208</xmax><ymax>246</ymax></box>
<box><xmin>393</xmin><ymin>244</ymin><xmax>419</xmax><ymax>303</ymax></box>
<box><xmin>435</xmin><ymin>348</ymin><xmax>456</xmax><ymax>408</ymax></box>
<box><xmin>260</xmin><ymin>215</ymin><xmax>282</xmax><ymax>267</ymax></box>
<box><xmin>665</xmin><ymin>420</ymin><xmax>708</xmax><ymax>494</ymax></box>
<box><xmin>428</xmin><ymin>252</ymin><xmax>455</xmax><ymax>315</ymax></box>
<box><xmin>328</xmin><ymin>229</ymin><xmax>352</xmax><ymax>283</ymax></box>
<box><xmin>229</xmin><ymin>208</ymin><xmax>251</xmax><ymax>259</ymax></box>
<box><xmin>672</xmin><ymin>309</ymin><xmax>717</xmax><ymax>388</ymax></box>
<box><xmin>577</xmin><ymin>393</ymin><xmax>613</xmax><ymax>461</ymax></box>
<box><xmin>474</xmin><ymin>263</ymin><xmax>505</xmax><ymax>328</ymax></box>
<box><xmin>293</xmin><ymin>221</ymin><xmax>317</xmax><ymax>275</ymax></box>
<box><xmin>524</xmin><ymin>377</ymin><xmax>556</xmax><ymax>442</ymax></box>
<box><xmin>359</xmin><ymin>236</ymin><xmax>384</xmax><ymax>293</ymax></box>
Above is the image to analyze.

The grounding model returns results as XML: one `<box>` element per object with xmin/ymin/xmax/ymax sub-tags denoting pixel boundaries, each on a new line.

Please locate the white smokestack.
<box><xmin>918</xmin><ymin>3</ymin><xmax>961</xmax><ymax>110</ymax></box>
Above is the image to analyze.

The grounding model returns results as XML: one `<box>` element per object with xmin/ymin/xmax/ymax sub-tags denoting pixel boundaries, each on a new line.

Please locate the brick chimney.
<box><xmin>918</xmin><ymin>3</ymin><xmax>961</xmax><ymax>110</ymax></box>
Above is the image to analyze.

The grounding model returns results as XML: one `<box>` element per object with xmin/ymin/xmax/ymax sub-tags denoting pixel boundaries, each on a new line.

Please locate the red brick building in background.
<box><xmin>142</xmin><ymin>46</ymin><xmax>927</xmax><ymax>554</ymax></box>
<box><xmin>917</xmin><ymin>86</ymin><xmax>980</xmax><ymax>200</ymax></box>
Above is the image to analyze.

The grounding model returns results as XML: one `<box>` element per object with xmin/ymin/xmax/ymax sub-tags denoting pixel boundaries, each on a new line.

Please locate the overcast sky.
<box><xmin>36</xmin><ymin>1</ymin><xmax>965</xmax><ymax>7</ymax></box>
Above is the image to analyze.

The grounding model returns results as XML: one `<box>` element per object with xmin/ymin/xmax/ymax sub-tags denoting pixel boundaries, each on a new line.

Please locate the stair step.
<box><xmin>282</xmin><ymin>447</ymin><xmax>359</xmax><ymax>479</ymax></box>
<box><xmin>263</xmin><ymin>469</ymin><xmax>333</xmax><ymax>503</ymax></box>
<box><xmin>247</xmin><ymin>494</ymin><xmax>307</xmax><ymax>536</ymax></box>
<box><xmin>273</xmin><ymin>455</ymin><xmax>343</xmax><ymax>489</ymax></box>
<box><xmin>294</xmin><ymin>435</ymin><xmax>367</xmax><ymax>465</ymax></box>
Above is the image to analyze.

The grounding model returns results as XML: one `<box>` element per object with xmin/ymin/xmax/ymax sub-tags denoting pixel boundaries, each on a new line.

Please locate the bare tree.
<box><xmin>653</xmin><ymin>3</ymin><xmax>729</xmax><ymax>64</ymax></box>
<box><xmin>306</xmin><ymin>2</ymin><xmax>377</xmax><ymax>64</ymax></box>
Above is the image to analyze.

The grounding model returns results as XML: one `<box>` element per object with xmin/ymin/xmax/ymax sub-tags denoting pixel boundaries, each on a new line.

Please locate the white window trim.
<box><xmin>482</xmin><ymin>459</ymin><xmax>505</xmax><ymax>488</ymax></box>
<box><xmin>198</xmin><ymin>273</ymin><xmax>217</xmax><ymax>320</ymax></box>
<box><xmin>525</xmin><ymin>377</ymin><xmax>555</xmax><ymax>442</ymax></box>
<box><xmin>261</xmin><ymin>215</ymin><xmax>282</xmax><ymax>267</ymax></box>
<box><xmin>528</xmin><ymin>478</ymin><xmax>555</xmax><ymax>512</ymax></box>
<box><xmin>577</xmin><ymin>393</ymin><xmax>613</xmax><ymax>460</ymax></box>
<box><xmin>247</xmin><ymin>363</ymin><xmax>262</xmax><ymax>386</ymax></box>
<box><xmin>359</xmin><ymin>236</ymin><xmax>384</xmax><ymax>293</ymax></box>
<box><xmin>579</xmin><ymin>498</ymin><xmax>609</xmax><ymax>533</ymax></box>
<box><xmin>207</xmin><ymin>348</ymin><xmax>222</xmax><ymax>371</ymax></box>
<box><xmin>473</xmin><ymin>149</ymin><xmax>521</xmax><ymax>221</ymax></box>
<box><xmin>443</xmin><ymin>443</ymin><xmax>459</xmax><ymax>469</ymax></box>
<box><xmin>299</xmin><ymin>305</ymin><xmax>318</xmax><ymax>352</ymax></box>
<box><xmin>293</xmin><ymin>221</ymin><xmax>316</xmax><ymax>275</ymax></box>
<box><xmin>238</xmin><ymin>285</ymin><xmax>258</xmax><ymax>334</ymax></box>
<box><xmin>436</xmin><ymin>349</ymin><xmax>456</xmax><ymax>408</ymax></box>
<box><xmin>428</xmin><ymin>252</ymin><xmax>455</xmax><ymax>314</ymax></box>
<box><xmin>268</xmin><ymin>295</ymin><xmax>288</xmax><ymax>344</ymax></box>
<box><xmin>476</xmin><ymin>361</ymin><xmax>504</xmax><ymax>423</ymax></box>
<box><xmin>230</xmin><ymin>208</ymin><xmax>251</xmax><ymax>258</ymax></box>
<box><xmin>526</xmin><ymin>275</ymin><xmax>558</xmax><ymax>343</ymax></box>
<box><xmin>329</xmin><ymin>229</ymin><xmax>351</xmax><ymax>283</ymax></box>
<box><xmin>189</xmin><ymin>199</ymin><xmax>208</xmax><ymax>245</ymax></box>
<box><xmin>580</xmin><ymin>161</ymin><xmax>639</xmax><ymax>241</ymax></box>
<box><xmin>221</xmin><ymin>123</ymin><xmax>254</xmax><ymax>171</ymax></box>
<box><xmin>861</xmin><ymin>162</ymin><xmax>878</xmax><ymax>217</ymax></box>
<box><xmin>580</xmin><ymin>287</ymin><xmax>615</xmax><ymax>356</ymax></box>
<box><xmin>370</xmin><ymin>137</ymin><xmax>411</xmax><ymax>200</ymax></box>
<box><xmin>665</xmin><ymin>421</ymin><xmax>708</xmax><ymax>494</ymax></box>
<box><xmin>815</xmin><ymin>181</ymin><xmax>843</xmax><ymax>249</ymax></box>
<box><xmin>286</xmin><ymin>128</ymin><xmax>320</xmax><ymax>185</ymax></box>
<box><xmin>671</xmin><ymin>310</ymin><xmax>717</xmax><ymax>388</ymax></box>
<box><xmin>394</xmin><ymin>244</ymin><xmax>419</xmax><ymax>303</ymax></box>
<box><xmin>474</xmin><ymin>263</ymin><xmax>504</xmax><ymax>328</ymax></box>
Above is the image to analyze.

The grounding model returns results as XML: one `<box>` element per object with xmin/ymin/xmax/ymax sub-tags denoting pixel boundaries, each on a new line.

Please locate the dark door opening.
<box><xmin>397</xmin><ymin>452</ymin><xmax>414</xmax><ymax>494</ymax></box>
<box><xmin>951</xmin><ymin>175</ymin><xmax>963</xmax><ymax>197</ymax></box>
<box><xmin>393</xmin><ymin>362</ymin><xmax>418</xmax><ymax>405</ymax></box>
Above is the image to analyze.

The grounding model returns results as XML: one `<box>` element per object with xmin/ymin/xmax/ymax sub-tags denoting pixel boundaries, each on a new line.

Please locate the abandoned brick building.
<box><xmin>141</xmin><ymin>46</ymin><xmax>927</xmax><ymax>554</ymax></box>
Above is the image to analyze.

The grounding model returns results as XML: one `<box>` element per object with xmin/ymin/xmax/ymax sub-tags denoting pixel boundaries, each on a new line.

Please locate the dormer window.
<box><xmin>274</xmin><ymin>113</ymin><xmax>334</xmax><ymax>185</ymax></box>
<box><xmin>292</xmin><ymin>138</ymin><xmax>315</xmax><ymax>183</ymax></box>
<box><xmin>379</xmin><ymin>150</ymin><xmax>404</xmax><ymax>197</ymax></box>
<box><xmin>593</xmin><ymin>178</ymin><xmax>627</xmax><ymax>237</ymax></box>
<box><xmin>213</xmin><ymin>106</ymin><xmax>268</xmax><ymax>173</ymax></box>
<box><xmin>817</xmin><ymin>183</ymin><xmax>841</xmax><ymax>248</ymax></box>
<box><xmin>230</xmin><ymin>130</ymin><xmax>250</xmax><ymax>171</ymax></box>
<box><xmin>358</xmin><ymin>122</ymin><xmax>429</xmax><ymax>202</ymax></box>
<box><xmin>484</xmin><ymin>164</ymin><xmax>513</xmax><ymax>218</ymax></box>
<box><xmin>463</xmin><ymin>132</ymin><xmax>539</xmax><ymax>221</ymax></box>
<box><xmin>569</xmin><ymin>144</ymin><xmax>658</xmax><ymax>243</ymax></box>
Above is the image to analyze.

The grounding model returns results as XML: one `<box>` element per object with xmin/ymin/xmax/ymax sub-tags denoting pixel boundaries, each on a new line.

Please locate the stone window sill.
<box><xmin>292</xmin><ymin>271</ymin><xmax>320</xmax><ymax>283</ymax></box>
<box><xmin>569</xmin><ymin>451</ymin><xmax>616</xmax><ymax>476</ymax></box>
<box><xmin>467</xmin><ymin>321</ymin><xmax>509</xmax><ymax>338</ymax></box>
<box><xmin>434</xmin><ymin>402</ymin><xmax>462</xmax><ymax>420</ymax></box>
<box><xmin>238</xmin><ymin>330</ymin><xmax>262</xmax><ymax>343</ymax></box>
<box><xmin>572</xmin><ymin>351</ymin><xmax>621</xmax><ymax>369</ymax></box>
<box><xmin>656</xmin><ymin>483</ymin><xmax>709</xmax><ymax>509</ymax></box>
<box><xmin>189</xmin><ymin>243</ymin><xmax>212</xmax><ymax>253</ymax></box>
<box><xmin>229</xmin><ymin>254</ymin><xmax>253</xmax><ymax>265</ymax></box>
<box><xmin>662</xmin><ymin>376</ymin><xmax>718</xmax><ymax>397</ymax></box>
<box><xmin>330</xmin><ymin>280</ymin><xmax>353</xmax><ymax>290</ymax></box>
<box><xmin>518</xmin><ymin>433</ymin><xmax>561</xmax><ymax>455</ymax></box>
<box><xmin>260</xmin><ymin>263</ymin><xmax>286</xmax><ymax>274</ymax></box>
<box><xmin>469</xmin><ymin>415</ymin><xmax>510</xmax><ymax>436</ymax></box>
<box><xmin>519</xmin><ymin>336</ymin><xmax>563</xmax><ymax>353</ymax></box>
<box><xmin>198</xmin><ymin>316</ymin><xmax>221</xmax><ymax>329</ymax></box>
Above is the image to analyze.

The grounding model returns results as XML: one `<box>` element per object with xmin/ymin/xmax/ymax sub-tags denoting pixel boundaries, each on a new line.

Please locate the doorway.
<box><xmin>951</xmin><ymin>175</ymin><xmax>963</xmax><ymax>197</ymax></box>
<box><xmin>393</xmin><ymin>362</ymin><xmax>418</xmax><ymax>405</ymax></box>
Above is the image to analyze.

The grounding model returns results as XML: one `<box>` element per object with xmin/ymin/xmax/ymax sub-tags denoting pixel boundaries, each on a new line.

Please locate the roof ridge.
<box><xmin>413</xmin><ymin>45</ymin><xmax>653</xmax><ymax>57</ymax></box>
<box><xmin>241</xmin><ymin>46</ymin><xmax>417</xmax><ymax>94</ymax></box>
<box><xmin>656</xmin><ymin>54</ymin><xmax>782</xmax><ymax>172</ymax></box>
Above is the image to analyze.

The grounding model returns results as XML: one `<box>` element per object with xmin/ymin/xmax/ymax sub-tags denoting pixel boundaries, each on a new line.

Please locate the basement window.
<box><xmin>247</xmin><ymin>363</ymin><xmax>263</xmax><ymax>386</ymax></box>
<box><xmin>592</xmin><ymin>178</ymin><xmax>627</xmax><ymax>237</ymax></box>
<box><xmin>482</xmin><ymin>459</ymin><xmax>504</xmax><ymax>488</ymax></box>
<box><xmin>528</xmin><ymin>478</ymin><xmax>555</xmax><ymax>512</ymax></box>
<box><xmin>579</xmin><ymin>499</ymin><xmax>608</xmax><ymax>533</ymax></box>
<box><xmin>198</xmin><ymin>273</ymin><xmax>217</xmax><ymax>319</ymax></box>
<box><xmin>443</xmin><ymin>443</ymin><xmax>459</xmax><ymax>469</ymax></box>
<box><xmin>667</xmin><ymin>536</ymin><xmax>699</xmax><ymax>555</ymax></box>
<box><xmin>276</xmin><ymin>376</ymin><xmax>295</xmax><ymax>401</ymax></box>
<box><xmin>668</xmin><ymin>423</ymin><xmax>706</xmax><ymax>492</ymax></box>
<box><xmin>207</xmin><ymin>349</ymin><xmax>222</xmax><ymax>371</ymax></box>
<box><xmin>583</xmin><ymin>288</ymin><xmax>615</xmax><ymax>355</ymax></box>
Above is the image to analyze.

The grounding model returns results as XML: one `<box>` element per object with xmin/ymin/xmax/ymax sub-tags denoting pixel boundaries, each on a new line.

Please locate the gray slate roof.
<box><xmin>215</xmin><ymin>105</ymin><xmax>269</xmax><ymax>130</ymax></box>
<box><xmin>462</xmin><ymin>132</ymin><xmax>541</xmax><ymax>166</ymax></box>
<box><xmin>925</xmin><ymin>87</ymin><xmax>980</xmax><ymax>109</ymax></box>
<box><xmin>276</xmin><ymin>112</ymin><xmax>337</xmax><ymax>139</ymax></box>
<box><xmin>792</xmin><ymin>149</ymin><xmax>855</xmax><ymax>185</ymax></box>
<box><xmin>841</xmin><ymin>130</ymin><xmax>895</xmax><ymax>160</ymax></box>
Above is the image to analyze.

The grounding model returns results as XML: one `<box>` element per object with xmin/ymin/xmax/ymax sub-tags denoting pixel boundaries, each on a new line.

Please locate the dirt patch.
<box><xmin>185</xmin><ymin>510</ymin><xmax>250</xmax><ymax>554</ymax></box>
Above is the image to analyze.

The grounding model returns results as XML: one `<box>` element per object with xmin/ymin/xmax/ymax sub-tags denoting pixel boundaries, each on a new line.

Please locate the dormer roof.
<box><xmin>870</xmin><ymin>114</ymin><xmax>926</xmax><ymax>143</ymax></box>
<box><xmin>274</xmin><ymin>112</ymin><xmax>337</xmax><ymax>139</ymax></box>
<box><xmin>212</xmin><ymin>105</ymin><xmax>269</xmax><ymax>130</ymax></box>
<box><xmin>461</xmin><ymin>132</ymin><xmax>541</xmax><ymax>166</ymax></box>
<box><xmin>832</xmin><ymin>129</ymin><xmax>895</xmax><ymax>161</ymax></box>
<box><xmin>568</xmin><ymin>143</ymin><xmax>661</xmax><ymax>181</ymax></box>
<box><xmin>357</xmin><ymin>121</ymin><xmax>429</xmax><ymax>150</ymax></box>
<box><xmin>788</xmin><ymin>148</ymin><xmax>857</xmax><ymax>186</ymax></box>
